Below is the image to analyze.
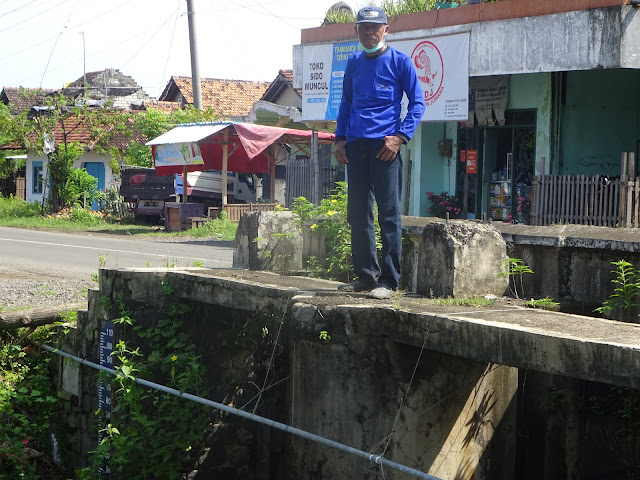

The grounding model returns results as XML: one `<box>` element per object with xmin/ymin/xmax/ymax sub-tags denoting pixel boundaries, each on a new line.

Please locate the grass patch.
<box><xmin>524</xmin><ymin>297</ymin><xmax>560</xmax><ymax>311</ymax></box>
<box><xmin>0</xmin><ymin>197</ymin><xmax>237</xmax><ymax>240</ymax></box>
<box><xmin>423</xmin><ymin>296</ymin><xmax>496</xmax><ymax>307</ymax></box>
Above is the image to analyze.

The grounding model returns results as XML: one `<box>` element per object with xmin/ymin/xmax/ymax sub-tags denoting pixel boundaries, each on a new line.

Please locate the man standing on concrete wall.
<box><xmin>334</xmin><ymin>6</ymin><xmax>425</xmax><ymax>299</ymax></box>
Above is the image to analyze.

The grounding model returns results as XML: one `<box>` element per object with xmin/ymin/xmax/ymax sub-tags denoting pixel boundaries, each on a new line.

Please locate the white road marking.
<box><xmin>0</xmin><ymin>237</ymin><xmax>231</xmax><ymax>263</ymax></box>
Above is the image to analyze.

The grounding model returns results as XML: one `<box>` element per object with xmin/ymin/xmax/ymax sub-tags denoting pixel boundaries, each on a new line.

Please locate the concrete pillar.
<box><xmin>415</xmin><ymin>221</ymin><xmax>509</xmax><ymax>297</ymax></box>
<box><xmin>233</xmin><ymin>211</ymin><xmax>303</xmax><ymax>272</ymax></box>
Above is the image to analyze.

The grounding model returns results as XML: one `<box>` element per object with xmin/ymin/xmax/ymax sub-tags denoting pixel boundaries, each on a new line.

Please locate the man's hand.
<box><xmin>335</xmin><ymin>140</ymin><xmax>348</xmax><ymax>165</ymax></box>
<box><xmin>377</xmin><ymin>135</ymin><xmax>403</xmax><ymax>162</ymax></box>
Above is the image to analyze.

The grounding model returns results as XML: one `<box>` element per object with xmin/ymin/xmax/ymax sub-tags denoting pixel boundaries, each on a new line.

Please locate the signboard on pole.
<box><xmin>155</xmin><ymin>143</ymin><xmax>204</xmax><ymax>168</ymax></box>
<box><xmin>466</xmin><ymin>149</ymin><xmax>478</xmax><ymax>174</ymax></box>
<box><xmin>301</xmin><ymin>32</ymin><xmax>470</xmax><ymax>122</ymax></box>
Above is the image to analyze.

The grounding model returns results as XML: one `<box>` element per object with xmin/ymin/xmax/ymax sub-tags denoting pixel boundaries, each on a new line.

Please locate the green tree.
<box><xmin>0</xmin><ymin>90</ymin><xmax>220</xmax><ymax>210</ymax></box>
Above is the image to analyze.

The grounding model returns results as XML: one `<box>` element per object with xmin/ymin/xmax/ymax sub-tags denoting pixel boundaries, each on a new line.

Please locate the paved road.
<box><xmin>0</xmin><ymin>227</ymin><xmax>234</xmax><ymax>280</ymax></box>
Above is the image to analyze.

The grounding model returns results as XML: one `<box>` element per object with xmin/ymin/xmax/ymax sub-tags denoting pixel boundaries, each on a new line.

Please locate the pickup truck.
<box><xmin>120</xmin><ymin>167</ymin><xmax>257</xmax><ymax>222</ymax></box>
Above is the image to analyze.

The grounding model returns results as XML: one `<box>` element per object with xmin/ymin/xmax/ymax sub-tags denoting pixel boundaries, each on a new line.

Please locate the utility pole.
<box><xmin>186</xmin><ymin>0</ymin><xmax>202</xmax><ymax>109</ymax></box>
<box><xmin>184</xmin><ymin>0</ymin><xmax>202</xmax><ymax>204</ymax></box>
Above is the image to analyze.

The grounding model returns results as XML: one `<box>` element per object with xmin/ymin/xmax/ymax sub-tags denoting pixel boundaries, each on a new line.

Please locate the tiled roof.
<box><xmin>143</xmin><ymin>100</ymin><xmax>183</xmax><ymax>113</ymax></box>
<box><xmin>49</xmin><ymin>114</ymin><xmax>144</xmax><ymax>151</ymax></box>
<box><xmin>159</xmin><ymin>76</ymin><xmax>271</xmax><ymax>118</ymax></box>
<box><xmin>0</xmin><ymin>87</ymin><xmax>58</xmax><ymax>115</ymax></box>
<box><xmin>261</xmin><ymin>69</ymin><xmax>301</xmax><ymax>103</ymax></box>
<box><xmin>66</xmin><ymin>69</ymin><xmax>140</xmax><ymax>89</ymax></box>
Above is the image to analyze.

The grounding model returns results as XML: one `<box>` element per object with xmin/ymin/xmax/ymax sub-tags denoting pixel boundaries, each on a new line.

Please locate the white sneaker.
<box><xmin>367</xmin><ymin>285</ymin><xmax>395</xmax><ymax>299</ymax></box>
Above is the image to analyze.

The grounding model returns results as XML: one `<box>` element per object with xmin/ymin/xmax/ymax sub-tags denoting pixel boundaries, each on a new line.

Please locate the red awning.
<box><xmin>146</xmin><ymin>122</ymin><xmax>335</xmax><ymax>176</ymax></box>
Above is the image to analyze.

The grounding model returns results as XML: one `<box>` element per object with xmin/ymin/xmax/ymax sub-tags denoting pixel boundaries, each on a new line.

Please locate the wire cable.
<box><xmin>38</xmin><ymin>342</ymin><xmax>443</xmax><ymax>480</ymax></box>
<box><xmin>39</xmin><ymin>30</ymin><xmax>64</xmax><ymax>88</ymax></box>
<box><xmin>157</xmin><ymin>0</ymin><xmax>182</xmax><ymax>98</ymax></box>
<box><xmin>120</xmin><ymin>4</ymin><xmax>181</xmax><ymax>70</ymax></box>
<box><xmin>0</xmin><ymin>0</ymin><xmax>43</xmax><ymax>18</ymax></box>
<box><xmin>0</xmin><ymin>0</ymin><xmax>75</xmax><ymax>34</ymax></box>
<box><xmin>0</xmin><ymin>0</ymin><xmax>131</xmax><ymax>63</ymax></box>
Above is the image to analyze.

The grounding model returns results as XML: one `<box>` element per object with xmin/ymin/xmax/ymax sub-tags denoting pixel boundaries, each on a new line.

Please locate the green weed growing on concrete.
<box><xmin>291</xmin><ymin>182</ymin><xmax>381</xmax><ymax>282</ymax></box>
<box><xmin>595</xmin><ymin>260</ymin><xmax>640</xmax><ymax>322</ymax></box>
<box><xmin>428</xmin><ymin>296</ymin><xmax>495</xmax><ymax>307</ymax></box>
<box><xmin>497</xmin><ymin>258</ymin><xmax>533</xmax><ymax>299</ymax></box>
<box><xmin>319</xmin><ymin>330</ymin><xmax>331</xmax><ymax>341</ymax></box>
<box><xmin>81</xmin><ymin>298</ymin><xmax>209</xmax><ymax>480</ymax></box>
<box><xmin>0</xmin><ymin>326</ymin><xmax>72</xmax><ymax>479</ymax></box>
<box><xmin>524</xmin><ymin>297</ymin><xmax>560</xmax><ymax>311</ymax></box>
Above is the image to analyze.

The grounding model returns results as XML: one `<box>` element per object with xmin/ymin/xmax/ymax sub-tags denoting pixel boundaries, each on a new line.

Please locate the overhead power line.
<box><xmin>0</xmin><ymin>0</ymin><xmax>75</xmax><ymax>34</ymax></box>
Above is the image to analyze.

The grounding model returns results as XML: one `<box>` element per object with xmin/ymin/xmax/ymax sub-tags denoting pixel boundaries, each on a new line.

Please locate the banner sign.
<box><xmin>466</xmin><ymin>149</ymin><xmax>478</xmax><ymax>174</ymax></box>
<box><xmin>468</xmin><ymin>75</ymin><xmax>509</xmax><ymax>126</ymax></box>
<box><xmin>301</xmin><ymin>32</ymin><xmax>470</xmax><ymax>122</ymax></box>
<box><xmin>155</xmin><ymin>143</ymin><xmax>204</xmax><ymax>168</ymax></box>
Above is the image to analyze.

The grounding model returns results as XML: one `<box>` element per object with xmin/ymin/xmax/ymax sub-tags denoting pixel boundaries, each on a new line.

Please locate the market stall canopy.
<box><xmin>145</xmin><ymin>121</ymin><xmax>335</xmax><ymax>175</ymax></box>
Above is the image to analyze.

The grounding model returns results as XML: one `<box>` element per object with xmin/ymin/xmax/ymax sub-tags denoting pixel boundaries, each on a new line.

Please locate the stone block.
<box><xmin>62</xmin><ymin>356</ymin><xmax>81</xmax><ymax>397</ymax></box>
<box><xmin>233</xmin><ymin>211</ymin><xmax>303</xmax><ymax>272</ymax></box>
<box><xmin>413</xmin><ymin>221</ymin><xmax>509</xmax><ymax>297</ymax></box>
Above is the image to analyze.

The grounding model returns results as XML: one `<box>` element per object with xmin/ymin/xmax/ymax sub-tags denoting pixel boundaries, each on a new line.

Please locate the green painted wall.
<box><xmin>418</xmin><ymin>122</ymin><xmax>454</xmax><ymax>216</ymax></box>
<box><xmin>414</xmin><ymin>73</ymin><xmax>553</xmax><ymax>217</ymax></box>
<box><xmin>508</xmin><ymin>73</ymin><xmax>551</xmax><ymax>175</ymax></box>
<box><xmin>560</xmin><ymin>69</ymin><xmax>640</xmax><ymax>176</ymax></box>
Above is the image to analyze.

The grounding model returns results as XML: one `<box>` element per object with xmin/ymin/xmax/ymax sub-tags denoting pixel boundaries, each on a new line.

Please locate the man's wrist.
<box><xmin>395</xmin><ymin>133</ymin><xmax>409</xmax><ymax>144</ymax></box>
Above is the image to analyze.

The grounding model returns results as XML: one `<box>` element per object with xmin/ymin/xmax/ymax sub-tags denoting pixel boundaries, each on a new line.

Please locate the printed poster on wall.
<box><xmin>301</xmin><ymin>32</ymin><xmax>470</xmax><ymax>122</ymax></box>
<box><xmin>155</xmin><ymin>143</ymin><xmax>204</xmax><ymax>168</ymax></box>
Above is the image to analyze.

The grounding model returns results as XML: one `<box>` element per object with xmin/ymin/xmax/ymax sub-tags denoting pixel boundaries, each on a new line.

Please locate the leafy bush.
<box><xmin>68</xmin><ymin>168</ymin><xmax>99</xmax><ymax>208</ymax></box>
<box><xmin>70</xmin><ymin>207</ymin><xmax>103</xmax><ymax>225</ymax></box>
<box><xmin>0</xmin><ymin>195</ymin><xmax>42</xmax><ymax>218</ymax></box>
<box><xmin>292</xmin><ymin>182</ymin><xmax>381</xmax><ymax>282</ymax></box>
<box><xmin>0</xmin><ymin>328</ymin><xmax>71</xmax><ymax>479</ymax></box>
<box><xmin>595</xmin><ymin>260</ymin><xmax>640</xmax><ymax>322</ymax></box>
<box><xmin>426</xmin><ymin>191</ymin><xmax>462</xmax><ymax>218</ymax></box>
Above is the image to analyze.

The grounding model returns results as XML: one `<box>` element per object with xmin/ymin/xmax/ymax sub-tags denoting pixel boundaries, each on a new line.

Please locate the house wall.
<box><xmin>559</xmin><ymin>68</ymin><xmax>640</xmax><ymax>176</ymax></box>
<box><xmin>508</xmin><ymin>73</ymin><xmax>552</xmax><ymax>175</ymax></box>
<box><xmin>277</xmin><ymin>88</ymin><xmax>302</xmax><ymax>109</ymax></box>
<box><xmin>25</xmin><ymin>151</ymin><xmax>117</xmax><ymax>205</ymax></box>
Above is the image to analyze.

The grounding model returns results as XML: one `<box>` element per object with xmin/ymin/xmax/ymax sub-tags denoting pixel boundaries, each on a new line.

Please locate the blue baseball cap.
<box><xmin>356</xmin><ymin>6</ymin><xmax>388</xmax><ymax>24</ymax></box>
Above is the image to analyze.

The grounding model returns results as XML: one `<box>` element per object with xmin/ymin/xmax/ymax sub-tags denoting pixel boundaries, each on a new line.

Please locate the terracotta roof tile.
<box><xmin>159</xmin><ymin>76</ymin><xmax>270</xmax><ymax>118</ymax></box>
<box><xmin>143</xmin><ymin>100</ymin><xmax>183</xmax><ymax>113</ymax></box>
<box><xmin>1</xmin><ymin>87</ymin><xmax>58</xmax><ymax>115</ymax></box>
<box><xmin>49</xmin><ymin>114</ymin><xmax>143</xmax><ymax>151</ymax></box>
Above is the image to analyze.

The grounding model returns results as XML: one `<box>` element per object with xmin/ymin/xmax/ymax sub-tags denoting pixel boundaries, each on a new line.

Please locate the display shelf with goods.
<box><xmin>488</xmin><ymin>180</ymin><xmax>511</xmax><ymax>220</ymax></box>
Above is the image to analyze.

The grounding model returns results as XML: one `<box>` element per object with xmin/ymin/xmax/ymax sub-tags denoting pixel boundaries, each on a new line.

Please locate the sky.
<box><xmin>0</xmin><ymin>0</ymin><xmax>355</xmax><ymax>99</ymax></box>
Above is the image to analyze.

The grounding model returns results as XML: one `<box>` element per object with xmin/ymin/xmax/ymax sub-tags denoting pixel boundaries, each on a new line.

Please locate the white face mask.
<box><xmin>360</xmin><ymin>39</ymin><xmax>385</xmax><ymax>54</ymax></box>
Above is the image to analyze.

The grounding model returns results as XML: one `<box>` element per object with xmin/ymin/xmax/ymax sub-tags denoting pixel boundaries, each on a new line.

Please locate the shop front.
<box><xmin>457</xmin><ymin>110</ymin><xmax>536</xmax><ymax>222</ymax></box>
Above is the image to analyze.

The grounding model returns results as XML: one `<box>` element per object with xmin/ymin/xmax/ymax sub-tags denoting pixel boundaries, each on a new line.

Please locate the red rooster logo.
<box><xmin>414</xmin><ymin>49</ymin><xmax>438</xmax><ymax>85</ymax></box>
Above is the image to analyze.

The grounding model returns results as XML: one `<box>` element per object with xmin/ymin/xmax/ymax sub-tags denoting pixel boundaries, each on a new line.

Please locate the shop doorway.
<box><xmin>457</xmin><ymin>110</ymin><xmax>536</xmax><ymax>222</ymax></box>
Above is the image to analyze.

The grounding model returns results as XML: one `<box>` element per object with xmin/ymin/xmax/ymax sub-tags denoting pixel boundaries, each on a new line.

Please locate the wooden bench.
<box><xmin>182</xmin><ymin>216</ymin><xmax>210</xmax><ymax>229</ymax></box>
<box><xmin>208</xmin><ymin>203</ymin><xmax>279</xmax><ymax>222</ymax></box>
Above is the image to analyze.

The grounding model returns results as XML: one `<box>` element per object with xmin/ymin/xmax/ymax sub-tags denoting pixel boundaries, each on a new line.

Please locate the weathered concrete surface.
<box><xmin>494</xmin><ymin>222</ymin><xmax>640</xmax><ymax>312</ymax></box>
<box><xmin>72</xmin><ymin>266</ymin><xmax>640</xmax><ymax>478</ymax></box>
<box><xmin>290</xmin><ymin>301</ymin><xmax>518</xmax><ymax>479</ymax></box>
<box><xmin>402</xmin><ymin>221</ymin><xmax>509</xmax><ymax>297</ymax></box>
<box><xmin>100</xmin><ymin>267</ymin><xmax>640</xmax><ymax>390</ymax></box>
<box><xmin>295</xmin><ymin>5</ymin><xmax>640</xmax><ymax>82</ymax></box>
<box><xmin>233</xmin><ymin>211</ymin><xmax>302</xmax><ymax>272</ymax></box>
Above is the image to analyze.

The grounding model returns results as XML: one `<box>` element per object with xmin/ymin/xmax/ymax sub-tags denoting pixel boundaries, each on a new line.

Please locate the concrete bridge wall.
<box><xmin>51</xmin><ymin>265</ymin><xmax>640</xmax><ymax>478</ymax></box>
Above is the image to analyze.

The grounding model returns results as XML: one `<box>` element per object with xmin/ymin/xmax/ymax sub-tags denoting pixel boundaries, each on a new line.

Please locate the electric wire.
<box><xmin>251</xmin><ymin>291</ymin><xmax>290</xmax><ymax>414</ymax></box>
<box><xmin>38</xmin><ymin>343</ymin><xmax>443</xmax><ymax>480</ymax></box>
<box><xmin>227</xmin><ymin>0</ymin><xmax>298</xmax><ymax>30</ymax></box>
<box><xmin>0</xmin><ymin>0</ymin><xmax>43</xmax><ymax>18</ymax></box>
<box><xmin>157</xmin><ymin>0</ymin><xmax>182</xmax><ymax>98</ymax></box>
<box><xmin>9</xmin><ymin>11</ymin><xmax>182</xmax><ymax>88</ymax></box>
<box><xmin>0</xmin><ymin>0</ymin><xmax>75</xmax><ymax>34</ymax></box>
<box><xmin>39</xmin><ymin>30</ymin><xmax>64</xmax><ymax>88</ymax></box>
<box><xmin>120</xmin><ymin>3</ymin><xmax>181</xmax><ymax>70</ymax></box>
<box><xmin>381</xmin><ymin>320</ymin><xmax>432</xmax><ymax>458</ymax></box>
